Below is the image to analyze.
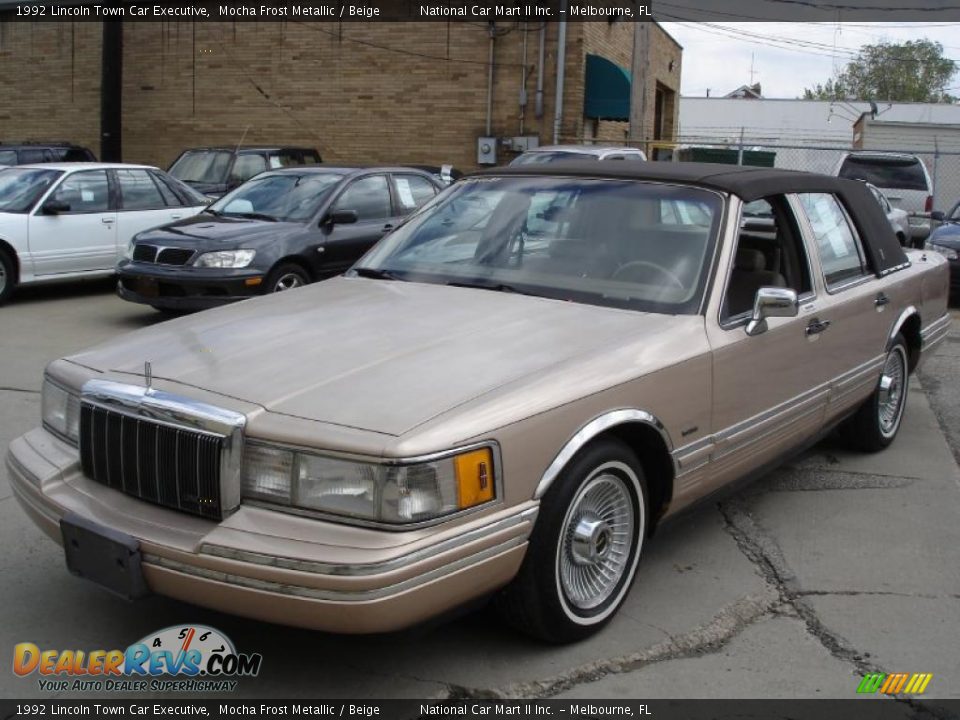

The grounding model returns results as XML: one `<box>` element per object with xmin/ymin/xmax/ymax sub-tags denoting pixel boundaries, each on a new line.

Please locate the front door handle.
<box><xmin>806</xmin><ymin>318</ymin><xmax>832</xmax><ymax>336</ymax></box>
<box><xmin>170</xmin><ymin>215</ymin><xmax>183</xmax><ymax>220</ymax></box>
<box><xmin>875</xmin><ymin>293</ymin><xmax>891</xmax><ymax>307</ymax></box>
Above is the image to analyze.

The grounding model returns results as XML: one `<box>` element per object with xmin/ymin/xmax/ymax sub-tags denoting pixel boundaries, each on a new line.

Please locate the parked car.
<box><xmin>401</xmin><ymin>164</ymin><xmax>462</xmax><ymax>186</ymax></box>
<box><xmin>510</xmin><ymin>144</ymin><xmax>647</xmax><ymax>166</ymax></box>
<box><xmin>865</xmin><ymin>182</ymin><xmax>911</xmax><ymax>246</ymax></box>
<box><xmin>117</xmin><ymin>166</ymin><xmax>443</xmax><ymax>311</ymax></box>
<box><xmin>8</xmin><ymin>163</ymin><xmax>949</xmax><ymax>642</ymax></box>
<box><xmin>0</xmin><ymin>142</ymin><xmax>97</xmax><ymax>166</ymax></box>
<box><xmin>167</xmin><ymin>146</ymin><xmax>322</xmax><ymax>200</ymax></box>
<box><xmin>927</xmin><ymin>201</ymin><xmax>960</xmax><ymax>297</ymax></box>
<box><xmin>0</xmin><ymin>163</ymin><xmax>208</xmax><ymax>304</ymax></box>
<box><xmin>835</xmin><ymin>152</ymin><xmax>933</xmax><ymax>247</ymax></box>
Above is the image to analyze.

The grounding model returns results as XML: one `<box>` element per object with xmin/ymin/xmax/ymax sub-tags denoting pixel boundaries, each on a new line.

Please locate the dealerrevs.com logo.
<box><xmin>13</xmin><ymin>625</ymin><xmax>262</xmax><ymax>692</ymax></box>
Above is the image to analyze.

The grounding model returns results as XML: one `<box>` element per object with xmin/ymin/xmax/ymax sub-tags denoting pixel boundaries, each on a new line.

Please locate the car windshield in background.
<box><xmin>169</xmin><ymin>150</ymin><xmax>233</xmax><ymax>185</ymax></box>
<box><xmin>838</xmin><ymin>156</ymin><xmax>928</xmax><ymax>191</ymax></box>
<box><xmin>208</xmin><ymin>171</ymin><xmax>344</xmax><ymax>222</ymax></box>
<box><xmin>0</xmin><ymin>168</ymin><xmax>62</xmax><ymax>213</ymax></box>
<box><xmin>510</xmin><ymin>151</ymin><xmax>596</xmax><ymax>166</ymax></box>
<box><xmin>355</xmin><ymin>177</ymin><xmax>723</xmax><ymax>314</ymax></box>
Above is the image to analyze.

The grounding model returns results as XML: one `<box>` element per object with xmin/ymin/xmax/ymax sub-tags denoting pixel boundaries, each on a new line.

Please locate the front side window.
<box><xmin>334</xmin><ymin>175</ymin><xmax>392</xmax><ymax>221</ymax></box>
<box><xmin>0</xmin><ymin>168</ymin><xmax>62</xmax><ymax>213</ymax></box>
<box><xmin>354</xmin><ymin>177</ymin><xmax>723</xmax><ymax>314</ymax></box>
<box><xmin>116</xmin><ymin>169</ymin><xmax>166</xmax><ymax>210</ymax></box>
<box><xmin>210</xmin><ymin>171</ymin><xmax>344</xmax><ymax>223</ymax></box>
<box><xmin>49</xmin><ymin>170</ymin><xmax>111</xmax><ymax>213</ymax></box>
<box><xmin>798</xmin><ymin>193</ymin><xmax>869</xmax><ymax>289</ymax></box>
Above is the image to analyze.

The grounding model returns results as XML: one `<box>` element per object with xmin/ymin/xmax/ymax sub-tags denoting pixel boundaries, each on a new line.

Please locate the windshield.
<box><xmin>169</xmin><ymin>150</ymin><xmax>233</xmax><ymax>185</ymax></box>
<box><xmin>0</xmin><ymin>168</ymin><xmax>63</xmax><ymax>213</ymax></box>
<box><xmin>838</xmin><ymin>156</ymin><xmax>928</xmax><ymax>191</ymax></box>
<box><xmin>352</xmin><ymin>177</ymin><xmax>723</xmax><ymax>314</ymax></box>
<box><xmin>208</xmin><ymin>171</ymin><xmax>344</xmax><ymax>222</ymax></box>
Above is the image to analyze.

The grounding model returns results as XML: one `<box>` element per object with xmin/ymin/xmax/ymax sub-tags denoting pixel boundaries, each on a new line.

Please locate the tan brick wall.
<box><xmin>0</xmin><ymin>22</ymin><xmax>101</xmax><ymax>155</ymax></box>
<box><xmin>0</xmin><ymin>20</ymin><xmax>681</xmax><ymax>170</ymax></box>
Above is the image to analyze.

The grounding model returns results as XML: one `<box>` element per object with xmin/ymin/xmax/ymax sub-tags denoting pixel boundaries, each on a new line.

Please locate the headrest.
<box><xmin>734</xmin><ymin>247</ymin><xmax>766</xmax><ymax>272</ymax></box>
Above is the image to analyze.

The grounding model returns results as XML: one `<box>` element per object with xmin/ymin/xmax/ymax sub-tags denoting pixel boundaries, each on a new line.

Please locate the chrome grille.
<box><xmin>79</xmin><ymin>403</ymin><xmax>223</xmax><ymax>519</ymax></box>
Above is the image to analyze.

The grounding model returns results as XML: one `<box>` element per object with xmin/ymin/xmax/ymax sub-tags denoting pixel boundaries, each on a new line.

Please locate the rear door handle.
<box><xmin>806</xmin><ymin>319</ymin><xmax>831</xmax><ymax>336</ymax></box>
<box><xmin>382</xmin><ymin>224</ymin><xmax>394</xmax><ymax>232</ymax></box>
<box><xmin>875</xmin><ymin>293</ymin><xmax>891</xmax><ymax>307</ymax></box>
<box><xmin>170</xmin><ymin>215</ymin><xmax>183</xmax><ymax>220</ymax></box>
<box><xmin>101</xmin><ymin>218</ymin><xmax>114</xmax><ymax>225</ymax></box>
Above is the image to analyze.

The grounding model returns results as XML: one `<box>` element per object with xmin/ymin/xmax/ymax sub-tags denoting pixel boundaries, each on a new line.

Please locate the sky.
<box><xmin>658</xmin><ymin>22</ymin><xmax>960</xmax><ymax>99</ymax></box>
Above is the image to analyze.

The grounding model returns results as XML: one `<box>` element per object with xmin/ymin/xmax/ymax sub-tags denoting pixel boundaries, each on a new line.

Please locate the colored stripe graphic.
<box><xmin>857</xmin><ymin>673</ymin><xmax>886</xmax><ymax>693</ymax></box>
<box><xmin>858</xmin><ymin>672</ymin><xmax>932</xmax><ymax>695</ymax></box>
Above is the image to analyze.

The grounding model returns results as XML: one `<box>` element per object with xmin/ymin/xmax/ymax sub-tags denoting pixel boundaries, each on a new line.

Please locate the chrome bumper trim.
<box><xmin>143</xmin><ymin>536</ymin><xmax>527</xmax><ymax>602</ymax></box>
<box><xmin>198</xmin><ymin>505</ymin><xmax>538</xmax><ymax>577</ymax></box>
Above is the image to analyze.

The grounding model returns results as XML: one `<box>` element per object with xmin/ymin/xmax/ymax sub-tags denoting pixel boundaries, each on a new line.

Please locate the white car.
<box><xmin>0</xmin><ymin>163</ymin><xmax>208</xmax><ymax>304</ymax></box>
<box><xmin>865</xmin><ymin>182</ymin><xmax>911</xmax><ymax>246</ymax></box>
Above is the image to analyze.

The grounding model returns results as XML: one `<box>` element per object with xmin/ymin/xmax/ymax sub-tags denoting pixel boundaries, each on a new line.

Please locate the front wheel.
<box><xmin>495</xmin><ymin>438</ymin><xmax>647</xmax><ymax>643</ymax></box>
<box><xmin>264</xmin><ymin>263</ymin><xmax>310</xmax><ymax>294</ymax></box>
<box><xmin>0</xmin><ymin>249</ymin><xmax>15</xmax><ymax>305</ymax></box>
<box><xmin>840</xmin><ymin>335</ymin><xmax>909</xmax><ymax>452</ymax></box>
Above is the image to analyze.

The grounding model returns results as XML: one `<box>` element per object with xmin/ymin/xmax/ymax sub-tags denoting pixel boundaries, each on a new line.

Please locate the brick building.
<box><xmin>0</xmin><ymin>19</ymin><xmax>681</xmax><ymax>170</ymax></box>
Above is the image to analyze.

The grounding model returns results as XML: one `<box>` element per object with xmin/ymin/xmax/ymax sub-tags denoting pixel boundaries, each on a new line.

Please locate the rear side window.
<box><xmin>838</xmin><ymin>156</ymin><xmax>928</xmax><ymax>191</ymax></box>
<box><xmin>798</xmin><ymin>193</ymin><xmax>869</xmax><ymax>289</ymax></box>
<box><xmin>392</xmin><ymin>174</ymin><xmax>437</xmax><ymax>214</ymax></box>
<box><xmin>19</xmin><ymin>149</ymin><xmax>45</xmax><ymax>164</ymax></box>
<box><xmin>116</xmin><ymin>169</ymin><xmax>166</xmax><ymax>210</ymax></box>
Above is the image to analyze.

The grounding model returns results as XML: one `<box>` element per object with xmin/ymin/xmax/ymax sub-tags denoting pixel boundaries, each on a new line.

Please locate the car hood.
<box><xmin>930</xmin><ymin>223</ymin><xmax>960</xmax><ymax>247</ymax></box>
<box><xmin>66</xmin><ymin>277</ymin><xmax>683</xmax><ymax>437</ymax></box>
<box><xmin>134</xmin><ymin>214</ymin><xmax>303</xmax><ymax>247</ymax></box>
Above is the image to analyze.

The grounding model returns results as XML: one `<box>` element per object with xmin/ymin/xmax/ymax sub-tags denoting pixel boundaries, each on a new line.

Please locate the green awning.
<box><xmin>584</xmin><ymin>54</ymin><xmax>631</xmax><ymax>121</ymax></box>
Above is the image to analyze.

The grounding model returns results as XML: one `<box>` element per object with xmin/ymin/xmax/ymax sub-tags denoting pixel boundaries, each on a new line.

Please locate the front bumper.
<box><xmin>7</xmin><ymin>428</ymin><xmax>533</xmax><ymax>633</ymax></box>
<box><xmin>117</xmin><ymin>264</ymin><xmax>264</xmax><ymax>310</ymax></box>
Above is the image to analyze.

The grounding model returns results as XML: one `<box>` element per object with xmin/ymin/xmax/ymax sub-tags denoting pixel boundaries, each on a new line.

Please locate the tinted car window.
<box><xmin>19</xmin><ymin>149</ymin><xmax>45</xmax><ymax>164</ymax></box>
<box><xmin>838</xmin><ymin>156</ymin><xmax>928</xmax><ymax>191</ymax></box>
<box><xmin>149</xmin><ymin>171</ymin><xmax>182</xmax><ymax>206</ymax></box>
<box><xmin>0</xmin><ymin>150</ymin><xmax>17</xmax><ymax>165</ymax></box>
<box><xmin>798</xmin><ymin>193</ymin><xmax>868</xmax><ymax>288</ymax></box>
<box><xmin>334</xmin><ymin>175</ymin><xmax>392</xmax><ymax>221</ymax></box>
<box><xmin>230</xmin><ymin>154</ymin><xmax>268</xmax><ymax>183</ymax></box>
<box><xmin>169</xmin><ymin>150</ymin><xmax>233</xmax><ymax>184</ymax></box>
<box><xmin>393</xmin><ymin>174</ymin><xmax>437</xmax><ymax>214</ymax></box>
<box><xmin>510</xmin><ymin>151</ymin><xmax>594</xmax><ymax>166</ymax></box>
<box><xmin>0</xmin><ymin>168</ymin><xmax>62</xmax><ymax>213</ymax></box>
<box><xmin>50</xmin><ymin>170</ymin><xmax>111</xmax><ymax>213</ymax></box>
<box><xmin>116</xmin><ymin>169</ymin><xmax>167</xmax><ymax>210</ymax></box>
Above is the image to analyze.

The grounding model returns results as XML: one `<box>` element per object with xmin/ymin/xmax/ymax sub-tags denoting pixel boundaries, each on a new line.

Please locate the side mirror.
<box><xmin>930</xmin><ymin>210</ymin><xmax>945</xmax><ymax>223</ymax></box>
<box><xmin>746</xmin><ymin>287</ymin><xmax>799</xmax><ymax>337</ymax></box>
<box><xmin>42</xmin><ymin>199</ymin><xmax>70</xmax><ymax>215</ymax></box>
<box><xmin>324</xmin><ymin>209</ymin><xmax>358</xmax><ymax>226</ymax></box>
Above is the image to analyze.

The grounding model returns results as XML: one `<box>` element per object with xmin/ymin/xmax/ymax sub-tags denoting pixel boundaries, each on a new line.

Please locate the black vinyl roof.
<box><xmin>475</xmin><ymin>161</ymin><xmax>910</xmax><ymax>277</ymax></box>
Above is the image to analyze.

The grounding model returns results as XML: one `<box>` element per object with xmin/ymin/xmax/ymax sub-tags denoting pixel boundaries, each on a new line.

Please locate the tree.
<box><xmin>803</xmin><ymin>39</ymin><xmax>957</xmax><ymax>103</ymax></box>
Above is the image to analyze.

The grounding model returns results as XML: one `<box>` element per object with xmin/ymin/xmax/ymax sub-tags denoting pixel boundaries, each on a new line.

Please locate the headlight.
<box><xmin>926</xmin><ymin>243</ymin><xmax>958</xmax><ymax>260</ymax></box>
<box><xmin>42</xmin><ymin>378</ymin><xmax>81</xmax><ymax>444</ymax></box>
<box><xmin>241</xmin><ymin>443</ymin><xmax>496</xmax><ymax>524</ymax></box>
<box><xmin>193</xmin><ymin>250</ymin><xmax>256</xmax><ymax>268</ymax></box>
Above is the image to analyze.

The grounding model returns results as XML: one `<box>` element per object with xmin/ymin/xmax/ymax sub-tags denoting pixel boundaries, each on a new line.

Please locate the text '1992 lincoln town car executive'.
<box><xmin>7</xmin><ymin>163</ymin><xmax>951</xmax><ymax>643</ymax></box>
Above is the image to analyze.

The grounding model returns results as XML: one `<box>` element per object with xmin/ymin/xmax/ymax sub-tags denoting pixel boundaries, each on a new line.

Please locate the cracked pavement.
<box><xmin>1</xmin><ymin>285</ymin><xmax>958</xmax><ymax>704</ymax></box>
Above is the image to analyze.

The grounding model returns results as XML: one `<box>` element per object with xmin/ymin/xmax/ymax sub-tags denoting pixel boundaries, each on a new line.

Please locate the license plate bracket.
<box><xmin>60</xmin><ymin>513</ymin><xmax>149</xmax><ymax>600</ymax></box>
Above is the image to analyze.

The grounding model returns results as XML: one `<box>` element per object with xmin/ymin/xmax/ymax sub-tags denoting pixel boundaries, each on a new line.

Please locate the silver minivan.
<box><xmin>835</xmin><ymin>152</ymin><xmax>933</xmax><ymax>247</ymax></box>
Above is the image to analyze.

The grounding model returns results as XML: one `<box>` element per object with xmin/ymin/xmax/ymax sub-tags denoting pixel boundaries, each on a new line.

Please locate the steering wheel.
<box><xmin>613</xmin><ymin>260</ymin><xmax>685</xmax><ymax>289</ymax></box>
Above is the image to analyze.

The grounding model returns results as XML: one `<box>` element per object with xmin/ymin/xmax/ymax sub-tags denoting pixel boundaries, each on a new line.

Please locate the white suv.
<box><xmin>0</xmin><ymin>163</ymin><xmax>207</xmax><ymax>304</ymax></box>
<box><xmin>835</xmin><ymin>152</ymin><xmax>933</xmax><ymax>247</ymax></box>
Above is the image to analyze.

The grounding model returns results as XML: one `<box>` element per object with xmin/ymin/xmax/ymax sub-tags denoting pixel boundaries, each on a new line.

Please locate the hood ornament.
<box><xmin>145</xmin><ymin>361</ymin><xmax>153</xmax><ymax>393</ymax></box>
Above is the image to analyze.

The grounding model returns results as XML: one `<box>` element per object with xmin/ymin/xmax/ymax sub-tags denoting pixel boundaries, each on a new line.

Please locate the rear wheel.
<box><xmin>264</xmin><ymin>263</ymin><xmax>309</xmax><ymax>294</ymax></box>
<box><xmin>840</xmin><ymin>334</ymin><xmax>909</xmax><ymax>452</ymax></box>
<box><xmin>0</xmin><ymin>249</ymin><xmax>15</xmax><ymax>305</ymax></box>
<box><xmin>495</xmin><ymin>438</ymin><xmax>647</xmax><ymax>643</ymax></box>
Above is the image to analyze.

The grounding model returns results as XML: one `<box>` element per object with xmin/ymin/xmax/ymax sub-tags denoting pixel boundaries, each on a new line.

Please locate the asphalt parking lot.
<box><xmin>1</xmin><ymin>280</ymin><xmax>959</xmax><ymax>703</ymax></box>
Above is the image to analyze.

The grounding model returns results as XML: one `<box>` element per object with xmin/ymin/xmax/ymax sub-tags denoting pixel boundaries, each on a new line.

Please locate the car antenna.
<box><xmin>234</xmin><ymin>125</ymin><xmax>251</xmax><ymax>154</ymax></box>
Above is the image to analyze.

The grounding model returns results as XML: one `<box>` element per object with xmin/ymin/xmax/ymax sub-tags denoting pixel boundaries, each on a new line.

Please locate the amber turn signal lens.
<box><xmin>245</xmin><ymin>277</ymin><xmax>263</xmax><ymax>286</ymax></box>
<box><xmin>454</xmin><ymin>448</ymin><xmax>495</xmax><ymax>509</ymax></box>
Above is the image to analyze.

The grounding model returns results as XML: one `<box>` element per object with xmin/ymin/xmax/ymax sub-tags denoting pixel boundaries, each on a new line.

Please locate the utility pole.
<box><xmin>629</xmin><ymin>22</ymin><xmax>650</xmax><ymax>154</ymax></box>
<box><xmin>100</xmin><ymin>22</ymin><xmax>123</xmax><ymax>162</ymax></box>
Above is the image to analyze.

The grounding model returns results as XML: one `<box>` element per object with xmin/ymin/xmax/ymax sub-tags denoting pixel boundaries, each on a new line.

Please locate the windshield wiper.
<box><xmin>203</xmin><ymin>207</ymin><xmax>221</xmax><ymax>216</ymax></box>
<box><xmin>352</xmin><ymin>267</ymin><xmax>404</xmax><ymax>281</ymax></box>
<box><xmin>235</xmin><ymin>212</ymin><xmax>278</xmax><ymax>222</ymax></box>
<box><xmin>446</xmin><ymin>280</ymin><xmax>531</xmax><ymax>296</ymax></box>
